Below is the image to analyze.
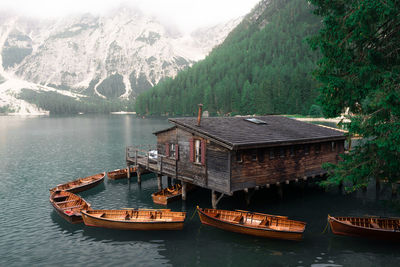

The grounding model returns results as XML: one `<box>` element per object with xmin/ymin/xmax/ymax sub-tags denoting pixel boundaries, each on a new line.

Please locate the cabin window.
<box><xmin>190</xmin><ymin>138</ymin><xmax>205</xmax><ymax>165</ymax></box>
<box><xmin>250</xmin><ymin>150</ymin><xmax>257</xmax><ymax>161</ymax></box>
<box><xmin>304</xmin><ymin>145</ymin><xmax>310</xmax><ymax>155</ymax></box>
<box><xmin>170</xmin><ymin>143</ymin><xmax>176</xmax><ymax>158</ymax></box>
<box><xmin>290</xmin><ymin>146</ymin><xmax>295</xmax><ymax>157</ymax></box>
<box><xmin>269</xmin><ymin>149</ymin><xmax>275</xmax><ymax>159</ymax></box>
<box><xmin>331</xmin><ymin>141</ymin><xmax>336</xmax><ymax>152</ymax></box>
<box><xmin>280</xmin><ymin>147</ymin><xmax>286</xmax><ymax>158</ymax></box>
<box><xmin>258</xmin><ymin>149</ymin><xmax>264</xmax><ymax>163</ymax></box>
<box><xmin>315</xmin><ymin>143</ymin><xmax>321</xmax><ymax>154</ymax></box>
<box><xmin>236</xmin><ymin>152</ymin><xmax>242</xmax><ymax>163</ymax></box>
<box><xmin>195</xmin><ymin>139</ymin><xmax>201</xmax><ymax>163</ymax></box>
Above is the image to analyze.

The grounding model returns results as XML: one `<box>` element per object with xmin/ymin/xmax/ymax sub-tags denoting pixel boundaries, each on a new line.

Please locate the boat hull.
<box><xmin>152</xmin><ymin>193</ymin><xmax>182</xmax><ymax>205</ymax></box>
<box><xmin>81</xmin><ymin>210</ymin><xmax>185</xmax><ymax>230</ymax></box>
<box><xmin>108</xmin><ymin>168</ymin><xmax>151</xmax><ymax>180</ymax></box>
<box><xmin>50</xmin><ymin>172</ymin><xmax>105</xmax><ymax>193</ymax></box>
<box><xmin>67</xmin><ymin>177</ymin><xmax>104</xmax><ymax>193</ymax></box>
<box><xmin>198</xmin><ymin>208</ymin><xmax>304</xmax><ymax>241</ymax></box>
<box><xmin>107</xmin><ymin>167</ymin><xmax>135</xmax><ymax>180</ymax></box>
<box><xmin>328</xmin><ymin>216</ymin><xmax>400</xmax><ymax>241</ymax></box>
<box><xmin>49</xmin><ymin>191</ymin><xmax>90</xmax><ymax>224</ymax></box>
<box><xmin>51</xmin><ymin>202</ymin><xmax>83</xmax><ymax>224</ymax></box>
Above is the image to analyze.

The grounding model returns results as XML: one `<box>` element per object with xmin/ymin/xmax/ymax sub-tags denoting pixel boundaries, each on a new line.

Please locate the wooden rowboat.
<box><xmin>50</xmin><ymin>190</ymin><xmax>91</xmax><ymax>224</ymax></box>
<box><xmin>152</xmin><ymin>184</ymin><xmax>184</xmax><ymax>205</ymax></box>
<box><xmin>197</xmin><ymin>207</ymin><xmax>306</xmax><ymax>241</ymax></box>
<box><xmin>107</xmin><ymin>168</ymin><xmax>151</xmax><ymax>180</ymax></box>
<box><xmin>328</xmin><ymin>215</ymin><xmax>400</xmax><ymax>241</ymax></box>
<box><xmin>107</xmin><ymin>167</ymin><xmax>136</xmax><ymax>180</ymax></box>
<box><xmin>49</xmin><ymin>172</ymin><xmax>105</xmax><ymax>193</ymax></box>
<box><xmin>81</xmin><ymin>209</ymin><xmax>186</xmax><ymax>230</ymax></box>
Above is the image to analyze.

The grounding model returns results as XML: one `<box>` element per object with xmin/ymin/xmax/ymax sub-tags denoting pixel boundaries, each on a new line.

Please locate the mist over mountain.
<box><xmin>0</xmin><ymin>6</ymin><xmax>241</xmax><ymax>114</ymax></box>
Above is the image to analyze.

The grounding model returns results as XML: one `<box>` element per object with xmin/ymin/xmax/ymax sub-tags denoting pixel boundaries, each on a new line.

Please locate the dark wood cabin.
<box><xmin>152</xmin><ymin>116</ymin><xmax>345</xmax><ymax>206</ymax></box>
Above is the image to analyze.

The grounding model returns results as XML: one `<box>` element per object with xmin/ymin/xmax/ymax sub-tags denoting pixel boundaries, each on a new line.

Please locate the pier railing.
<box><xmin>126</xmin><ymin>145</ymin><xmax>177</xmax><ymax>177</ymax></box>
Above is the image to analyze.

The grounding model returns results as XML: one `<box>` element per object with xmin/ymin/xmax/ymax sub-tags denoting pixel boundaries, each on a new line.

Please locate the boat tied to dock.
<box><xmin>50</xmin><ymin>190</ymin><xmax>91</xmax><ymax>224</ymax></box>
<box><xmin>81</xmin><ymin>209</ymin><xmax>186</xmax><ymax>230</ymax></box>
<box><xmin>197</xmin><ymin>207</ymin><xmax>306</xmax><ymax>241</ymax></box>
<box><xmin>49</xmin><ymin>172</ymin><xmax>105</xmax><ymax>193</ymax></box>
<box><xmin>328</xmin><ymin>215</ymin><xmax>400</xmax><ymax>241</ymax></box>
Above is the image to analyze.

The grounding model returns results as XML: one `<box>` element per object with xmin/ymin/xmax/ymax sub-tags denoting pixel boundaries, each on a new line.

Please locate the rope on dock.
<box><xmin>321</xmin><ymin>219</ymin><xmax>330</xmax><ymax>234</ymax></box>
<box><xmin>189</xmin><ymin>207</ymin><xmax>198</xmax><ymax>221</ymax></box>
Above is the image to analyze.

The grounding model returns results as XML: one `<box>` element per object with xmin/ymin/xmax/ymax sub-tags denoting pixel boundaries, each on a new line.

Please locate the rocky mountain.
<box><xmin>0</xmin><ymin>7</ymin><xmax>241</xmax><ymax>114</ymax></box>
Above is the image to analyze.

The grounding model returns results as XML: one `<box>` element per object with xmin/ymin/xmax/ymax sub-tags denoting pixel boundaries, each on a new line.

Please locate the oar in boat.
<box><xmin>121</xmin><ymin>208</ymin><xmax>171</xmax><ymax>211</ymax></box>
<box><xmin>235</xmin><ymin>209</ymin><xmax>288</xmax><ymax>219</ymax></box>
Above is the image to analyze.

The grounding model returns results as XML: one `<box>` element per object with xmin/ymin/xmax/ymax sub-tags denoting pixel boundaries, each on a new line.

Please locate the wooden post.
<box><xmin>137</xmin><ymin>170</ymin><xmax>141</xmax><ymax>184</ymax></box>
<box><xmin>135</xmin><ymin>150</ymin><xmax>138</xmax><ymax>166</ymax></box>
<box><xmin>127</xmin><ymin>165</ymin><xmax>130</xmax><ymax>180</ymax></box>
<box><xmin>167</xmin><ymin>177</ymin><xmax>172</xmax><ymax>187</ymax></box>
<box><xmin>182</xmin><ymin>181</ymin><xmax>187</xmax><ymax>201</ymax></box>
<box><xmin>277</xmin><ymin>184</ymin><xmax>283</xmax><ymax>200</ymax></box>
<box><xmin>157</xmin><ymin>174</ymin><xmax>162</xmax><ymax>190</ymax></box>
<box><xmin>212</xmin><ymin>190</ymin><xmax>217</xmax><ymax>209</ymax></box>
<box><xmin>392</xmin><ymin>183</ymin><xmax>397</xmax><ymax>196</ymax></box>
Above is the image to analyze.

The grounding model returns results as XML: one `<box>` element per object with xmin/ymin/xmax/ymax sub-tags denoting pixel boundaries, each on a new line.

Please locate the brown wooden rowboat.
<box><xmin>328</xmin><ymin>215</ymin><xmax>400</xmax><ymax>241</ymax></box>
<box><xmin>152</xmin><ymin>184</ymin><xmax>185</xmax><ymax>205</ymax></box>
<box><xmin>107</xmin><ymin>167</ymin><xmax>151</xmax><ymax>180</ymax></box>
<box><xmin>107</xmin><ymin>167</ymin><xmax>136</xmax><ymax>180</ymax></box>
<box><xmin>49</xmin><ymin>172</ymin><xmax>105</xmax><ymax>193</ymax></box>
<box><xmin>197</xmin><ymin>207</ymin><xmax>306</xmax><ymax>241</ymax></box>
<box><xmin>81</xmin><ymin>209</ymin><xmax>186</xmax><ymax>230</ymax></box>
<box><xmin>49</xmin><ymin>190</ymin><xmax>91</xmax><ymax>224</ymax></box>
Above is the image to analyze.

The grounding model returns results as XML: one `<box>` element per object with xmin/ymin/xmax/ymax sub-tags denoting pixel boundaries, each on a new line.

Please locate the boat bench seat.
<box><xmin>210</xmin><ymin>213</ymin><xmax>220</xmax><ymax>218</ymax></box>
<box><xmin>61</xmin><ymin>205</ymin><xmax>82</xmax><ymax>210</ymax></box>
<box><xmin>56</xmin><ymin>200</ymin><xmax>76</xmax><ymax>204</ymax></box>
<box><xmin>370</xmin><ymin>223</ymin><xmax>380</xmax><ymax>229</ymax></box>
<box><xmin>232</xmin><ymin>215</ymin><xmax>243</xmax><ymax>224</ymax></box>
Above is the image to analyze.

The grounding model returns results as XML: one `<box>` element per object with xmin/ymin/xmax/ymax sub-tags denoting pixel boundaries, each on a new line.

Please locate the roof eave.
<box><xmin>168</xmin><ymin>119</ymin><xmax>234</xmax><ymax>150</ymax></box>
<box><xmin>232</xmin><ymin>135</ymin><xmax>347</xmax><ymax>150</ymax></box>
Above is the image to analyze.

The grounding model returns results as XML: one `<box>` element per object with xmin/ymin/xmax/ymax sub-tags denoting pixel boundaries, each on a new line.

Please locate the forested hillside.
<box><xmin>136</xmin><ymin>0</ymin><xmax>321</xmax><ymax>116</ymax></box>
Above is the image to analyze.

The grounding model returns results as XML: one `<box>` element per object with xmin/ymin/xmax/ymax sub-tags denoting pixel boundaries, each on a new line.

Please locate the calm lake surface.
<box><xmin>0</xmin><ymin>115</ymin><xmax>399</xmax><ymax>267</ymax></box>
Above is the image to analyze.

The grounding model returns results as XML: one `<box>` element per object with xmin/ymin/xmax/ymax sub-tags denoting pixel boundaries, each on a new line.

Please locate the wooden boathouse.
<box><xmin>126</xmin><ymin>112</ymin><xmax>346</xmax><ymax>208</ymax></box>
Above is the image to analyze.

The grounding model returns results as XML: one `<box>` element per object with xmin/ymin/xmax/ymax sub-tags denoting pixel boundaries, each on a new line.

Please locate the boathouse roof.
<box><xmin>162</xmin><ymin>116</ymin><xmax>345</xmax><ymax>150</ymax></box>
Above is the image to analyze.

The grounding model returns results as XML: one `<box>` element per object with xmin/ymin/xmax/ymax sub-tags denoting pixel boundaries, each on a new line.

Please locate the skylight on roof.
<box><xmin>245</xmin><ymin>118</ymin><xmax>267</xmax><ymax>124</ymax></box>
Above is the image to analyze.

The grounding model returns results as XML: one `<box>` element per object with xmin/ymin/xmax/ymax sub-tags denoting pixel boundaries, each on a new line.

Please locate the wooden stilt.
<box><xmin>167</xmin><ymin>177</ymin><xmax>172</xmax><ymax>187</ymax></box>
<box><xmin>392</xmin><ymin>183</ymin><xmax>397</xmax><ymax>196</ymax></box>
<box><xmin>137</xmin><ymin>170</ymin><xmax>141</xmax><ymax>184</ymax></box>
<box><xmin>212</xmin><ymin>190</ymin><xmax>217</xmax><ymax>209</ymax></box>
<box><xmin>182</xmin><ymin>181</ymin><xmax>187</xmax><ymax>201</ymax></box>
<box><xmin>277</xmin><ymin>184</ymin><xmax>283</xmax><ymax>200</ymax></box>
<box><xmin>157</xmin><ymin>174</ymin><xmax>162</xmax><ymax>190</ymax></box>
<box><xmin>211</xmin><ymin>190</ymin><xmax>224</xmax><ymax>209</ymax></box>
<box><xmin>338</xmin><ymin>180</ymin><xmax>343</xmax><ymax>192</ymax></box>
<box><xmin>244</xmin><ymin>188</ymin><xmax>250</xmax><ymax>206</ymax></box>
<box><xmin>376</xmin><ymin>178</ymin><xmax>381</xmax><ymax>200</ymax></box>
<box><xmin>126</xmin><ymin>165</ymin><xmax>130</xmax><ymax>180</ymax></box>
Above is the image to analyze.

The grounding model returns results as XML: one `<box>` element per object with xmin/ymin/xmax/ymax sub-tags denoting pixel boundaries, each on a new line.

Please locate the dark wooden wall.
<box><xmin>157</xmin><ymin>127</ymin><xmax>345</xmax><ymax>194</ymax></box>
<box><xmin>206</xmin><ymin>142</ymin><xmax>230</xmax><ymax>194</ymax></box>
<box><xmin>230</xmin><ymin>140</ymin><xmax>344</xmax><ymax>192</ymax></box>
<box><xmin>156</xmin><ymin>128</ymin><xmax>231</xmax><ymax>194</ymax></box>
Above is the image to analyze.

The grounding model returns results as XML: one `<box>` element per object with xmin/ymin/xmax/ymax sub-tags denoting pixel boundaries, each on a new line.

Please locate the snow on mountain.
<box><xmin>0</xmin><ymin>7</ymin><xmax>242</xmax><ymax>113</ymax></box>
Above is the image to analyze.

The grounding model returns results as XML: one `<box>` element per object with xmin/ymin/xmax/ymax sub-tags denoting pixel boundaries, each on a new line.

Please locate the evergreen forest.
<box><xmin>135</xmin><ymin>0</ymin><xmax>322</xmax><ymax>116</ymax></box>
<box><xmin>18</xmin><ymin>89</ymin><xmax>135</xmax><ymax>115</ymax></box>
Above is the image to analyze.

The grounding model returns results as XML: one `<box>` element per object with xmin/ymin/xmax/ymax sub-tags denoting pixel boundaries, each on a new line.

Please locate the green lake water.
<box><xmin>0</xmin><ymin>115</ymin><xmax>399</xmax><ymax>266</ymax></box>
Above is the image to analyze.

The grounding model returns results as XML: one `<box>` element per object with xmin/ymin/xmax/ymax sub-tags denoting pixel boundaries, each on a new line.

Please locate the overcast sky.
<box><xmin>0</xmin><ymin>0</ymin><xmax>260</xmax><ymax>33</ymax></box>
